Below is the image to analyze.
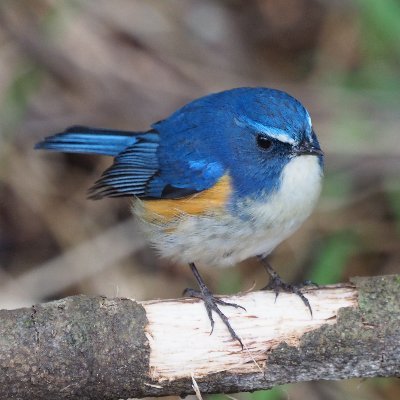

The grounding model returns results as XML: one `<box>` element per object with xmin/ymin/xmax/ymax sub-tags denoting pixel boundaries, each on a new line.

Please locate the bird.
<box><xmin>35</xmin><ymin>87</ymin><xmax>324</xmax><ymax>347</ymax></box>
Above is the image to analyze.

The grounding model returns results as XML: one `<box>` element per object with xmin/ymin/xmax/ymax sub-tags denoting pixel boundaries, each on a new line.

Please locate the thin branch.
<box><xmin>0</xmin><ymin>275</ymin><xmax>399</xmax><ymax>399</ymax></box>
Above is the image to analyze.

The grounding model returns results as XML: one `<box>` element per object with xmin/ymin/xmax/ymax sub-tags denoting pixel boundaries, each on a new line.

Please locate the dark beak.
<box><xmin>293</xmin><ymin>141</ymin><xmax>324</xmax><ymax>157</ymax></box>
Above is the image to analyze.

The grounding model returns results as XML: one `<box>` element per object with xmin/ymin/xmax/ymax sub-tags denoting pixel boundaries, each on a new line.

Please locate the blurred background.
<box><xmin>0</xmin><ymin>0</ymin><xmax>399</xmax><ymax>399</ymax></box>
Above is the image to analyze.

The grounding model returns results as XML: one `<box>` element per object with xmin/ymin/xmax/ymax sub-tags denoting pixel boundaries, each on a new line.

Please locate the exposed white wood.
<box><xmin>142</xmin><ymin>285</ymin><xmax>357</xmax><ymax>381</ymax></box>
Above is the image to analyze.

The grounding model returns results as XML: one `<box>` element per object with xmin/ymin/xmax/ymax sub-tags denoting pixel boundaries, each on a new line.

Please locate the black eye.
<box><xmin>256</xmin><ymin>135</ymin><xmax>273</xmax><ymax>150</ymax></box>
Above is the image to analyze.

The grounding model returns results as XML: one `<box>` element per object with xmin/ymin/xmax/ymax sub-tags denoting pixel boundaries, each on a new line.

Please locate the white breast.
<box><xmin>134</xmin><ymin>156</ymin><xmax>323</xmax><ymax>267</ymax></box>
<box><xmin>235</xmin><ymin>155</ymin><xmax>323</xmax><ymax>261</ymax></box>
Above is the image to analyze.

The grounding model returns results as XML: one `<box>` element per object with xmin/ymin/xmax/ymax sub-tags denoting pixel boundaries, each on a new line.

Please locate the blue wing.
<box><xmin>35</xmin><ymin>125</ymin><xmax>224</xmax><ymax>199</ymax></box>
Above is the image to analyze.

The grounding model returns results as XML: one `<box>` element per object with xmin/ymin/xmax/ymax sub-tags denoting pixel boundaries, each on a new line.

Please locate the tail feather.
<box><xmin>35</xmin><ymin>126</ymin><xmax>139</xmax><ymax>156</ymax></box>
<box><xmin>35</xmin><ymin>125</ymin><xmax>161</xmax><ymax>199</ymax></box>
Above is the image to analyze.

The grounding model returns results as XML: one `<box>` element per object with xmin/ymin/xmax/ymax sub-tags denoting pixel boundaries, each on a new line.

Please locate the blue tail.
<box><xmin>35</xmin><ymin>126</ymin><xmax>139</xmax><ymax>156</ymax></box>
<box><xmin>36</xmin><ymin>125</ymin><xmax>161</xmax><ymax>199</ymax></box>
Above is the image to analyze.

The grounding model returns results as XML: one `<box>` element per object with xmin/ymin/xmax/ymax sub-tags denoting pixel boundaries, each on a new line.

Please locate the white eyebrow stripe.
<box><xmin>306</xmin><ymin>110</ymin><xmax>312</xmax><ymax>128</ymax></box>
<box><xmin>234</xmin><ymin>116</ymin><xmax>296</xmax><ymax>145</ymax></box>
<box><xmin>305</xmin><ymin>110</ymin><xmax>313</xmax><ymax>140</ymax></box>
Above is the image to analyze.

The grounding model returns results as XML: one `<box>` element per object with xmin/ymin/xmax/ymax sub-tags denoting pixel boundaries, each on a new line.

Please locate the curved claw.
<box><xmin>274</xmin><ymin>292</ymin><xmax>279</xmax><ymax>303</ymax></box>
<box><xmin>208</xmin><ymin>311</ymin><xmax>215</xmax><ymax>336</ymax></box>
<box><xmin>260</xmin><ymin>260</ymin><xmax>315</xmax><ymax>317</ymax></box>
<box><xmin>186</xmin><ymin>263</ymin><xmax>244</xmax><ymax>348</ymax></box>
<box><xmin>184</xmin><ymin>287</ymin><xmax>244</xmax><ymax>348</ymax></box>
<box><xmin>294</xmin><ymin>288</ymin><xmax>313</xmax><ymax>317</ymax></box>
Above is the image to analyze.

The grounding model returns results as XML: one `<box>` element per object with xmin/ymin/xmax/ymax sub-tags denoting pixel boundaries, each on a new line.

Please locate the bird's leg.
<box><xmin>258</xmin><ymin>256</ymin><xmax>315</xmax><ymax>316</ymax></box>
<box><xmin>183</xmin><ymin>262</ymin><xmax>245</xmax><ymax>348</ymax></box>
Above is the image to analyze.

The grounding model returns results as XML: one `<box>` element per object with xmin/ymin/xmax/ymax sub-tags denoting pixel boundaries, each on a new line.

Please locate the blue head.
<box><xmin>156</xmin><ymin>87</ymin><xmax>323</xmax><ymax>202</ymax></box>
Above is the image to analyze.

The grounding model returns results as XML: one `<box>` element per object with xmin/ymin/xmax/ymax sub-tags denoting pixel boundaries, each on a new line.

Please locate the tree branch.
<box><xmin>1</xmin><ymin>275</ymin><xmax>399</xmax><ymax>399</ymax></box>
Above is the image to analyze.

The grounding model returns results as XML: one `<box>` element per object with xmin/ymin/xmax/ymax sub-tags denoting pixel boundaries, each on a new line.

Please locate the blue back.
<box><xmin>35</xmin><ymin>87</ymin><xmax>317</xmax><ymax>202</ymax></box>
<box><xmin>151</xmin><ymin>88</ymin><xmax>314</xmax><ymax>199</ymax></box>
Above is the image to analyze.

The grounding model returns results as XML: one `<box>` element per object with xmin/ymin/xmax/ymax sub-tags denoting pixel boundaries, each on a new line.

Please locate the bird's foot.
<box><xmin>183</xmin><ymin>286</ymin><xmax>245</xmax><ymax>348</ymax></box>
<box><xmin>260</xmin><ymin>259</ymin><xmax>316</xmax><ymax>317</ymax></box>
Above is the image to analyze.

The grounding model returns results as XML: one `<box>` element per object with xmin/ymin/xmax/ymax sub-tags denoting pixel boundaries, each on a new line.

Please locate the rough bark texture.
<box><xmin>0</xmin><ymin>296</ymin><xmax>150</xmax><ymax>399</ymax></box>
<box><xmin>0</xmin><ymin>275</ymin><xmax>399</xmax><ymax>399</ymax></box>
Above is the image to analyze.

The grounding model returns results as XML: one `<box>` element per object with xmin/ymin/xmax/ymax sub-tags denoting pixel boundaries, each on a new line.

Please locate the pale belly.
<box><xmin>133</xmin><ymin>156</ymin><xmax>323</xmax><ymax>267</ymax></box>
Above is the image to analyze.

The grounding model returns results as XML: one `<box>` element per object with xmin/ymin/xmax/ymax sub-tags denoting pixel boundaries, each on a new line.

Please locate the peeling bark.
<box><xmin>0</xmin><ymin>275</ymin><xmax>399</xmax><ymax>399</ymax></box>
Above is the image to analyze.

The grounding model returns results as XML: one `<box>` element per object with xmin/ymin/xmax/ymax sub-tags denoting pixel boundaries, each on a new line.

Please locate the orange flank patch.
<box><xmin>143</xmin><ymin>175</ymin><xmax>231</xmax><ymax>222</ymax></box>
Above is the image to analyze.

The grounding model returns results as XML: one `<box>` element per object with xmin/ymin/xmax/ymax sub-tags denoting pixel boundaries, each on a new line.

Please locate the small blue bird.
<box><xmin>36</xmin><ymin>87</ymin><xmax>324</xmax><ymax>346</ymax></box>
